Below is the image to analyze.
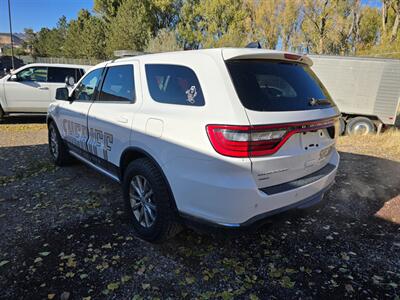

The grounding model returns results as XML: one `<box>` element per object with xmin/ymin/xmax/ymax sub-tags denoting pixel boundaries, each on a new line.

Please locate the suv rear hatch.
<box><xmin>222</xmin><ymin>49</ymin><xmax>340</xmax><ymax>189</ymax></box>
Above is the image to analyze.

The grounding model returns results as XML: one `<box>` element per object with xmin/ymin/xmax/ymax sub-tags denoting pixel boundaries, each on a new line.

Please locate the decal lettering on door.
<box><xmin>62</xmin><ymin>119</ymin><xmax>113</xmax><ymax>161</ymax></box>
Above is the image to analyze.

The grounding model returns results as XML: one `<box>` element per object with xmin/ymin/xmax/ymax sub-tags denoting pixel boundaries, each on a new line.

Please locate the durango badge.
<box><xmin>185</xmin><ymin>85</ymin><xmax>197</xmax><ymax>104</ymax></box>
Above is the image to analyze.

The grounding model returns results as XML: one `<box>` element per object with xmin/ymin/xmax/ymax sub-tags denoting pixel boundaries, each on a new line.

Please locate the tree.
<box><xmin>151</xmin><ymin>0</ymin><xmax>183</xmax><ymax>30</ymax></box>
<box><xmin>177</xmin><ymin>0</ymin><xmax>248</xmax><ymax>49</ymax></box>
<box><xmin>145</xmin><ymin>29</ymin><xmax>181</xmax><ymax>52</ymax></box>
<box><xmin>106</xmin><ymin>0</ymin><xmax>153</xmax><ymax>55</ymax></box>
<box><xmin>63</xmin><ymin>10</ymin><xmax>90</xmax><ymax>58</ymax></box>
<box><xmin>279</xmin><ymin>0</ymin><xmax>302</xmax><ymax>51</ymax></box>
<box><xmin>244</xmin><ymin>0</ymin><xmax>282</xmax><ymax>49</ymax></box>
<box><xmin>300</xmin><ymin>0</ymin><xmax>336</xmax><ymax>54</ymax></box>
<box><xmin>22</xmin><ymin>28</ymin><xmax>37</xmax><ymax>56</ymax></box>
<box><xmin>93</xmin><ymin>0</ymin><xmax>124</xmax><ymax>23</ymax></box>
<box><xmin>63</xmin><ymin>10</ymin><xmax>106</xmax><ymax>59</ymax></box>
<box><xmin>357</xmin><ymin>6</ymin><xmax>380</xmax><ymax>51</ymax></box>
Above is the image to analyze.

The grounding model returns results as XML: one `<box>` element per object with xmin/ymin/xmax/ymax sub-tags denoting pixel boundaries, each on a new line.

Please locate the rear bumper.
<box><xmin>175</xmin><ymin>150</ymin><xmax>339</xmax><ymax>228</ymax></box>
<box><xmin>181</xmin><ymin>181</ymin><xmax>332</xmax><ymax>230</ymax></box>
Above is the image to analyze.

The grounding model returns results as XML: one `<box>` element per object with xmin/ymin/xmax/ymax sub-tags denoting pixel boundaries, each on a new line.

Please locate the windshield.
<box><xmin>226</xmin><ymin>59</ymin><xmax>335</xmax><ymax>112</ymax></box>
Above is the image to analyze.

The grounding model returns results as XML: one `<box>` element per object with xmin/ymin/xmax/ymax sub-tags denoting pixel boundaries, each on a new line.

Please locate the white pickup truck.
<box><xmin>0</xmin><ymin>63</ymin><xmax>90</xmax><ymax>119</ymax></box>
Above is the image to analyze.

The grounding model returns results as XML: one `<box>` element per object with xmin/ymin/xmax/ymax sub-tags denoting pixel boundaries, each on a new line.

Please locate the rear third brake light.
<box><xmin>206</xmin><ymin>118</ymin><xmax>337</xmax><ymax>158</ymax></box>
<box><xmin>284</xmin><ymin>53</ymin><xmax>302</xmax><ymax>61</ymax></box>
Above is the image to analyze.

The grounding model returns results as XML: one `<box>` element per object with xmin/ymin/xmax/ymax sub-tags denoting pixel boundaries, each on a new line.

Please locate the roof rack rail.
<box><xmin>113</xmin><ymin>50</ymin><xmax>150</xmax><ymax>58</ymax></box>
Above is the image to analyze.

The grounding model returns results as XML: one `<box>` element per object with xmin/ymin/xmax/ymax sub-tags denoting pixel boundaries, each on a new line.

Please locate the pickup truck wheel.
<box><xmin>123</xmin><ymin>158</ymin><xmax>181</xmax><ymax>242</ymax></box>
<box><xmin>346</xmin><ymin>117</ymin><xmax>375</xmax><ymax>136</ymax></box>
<box><xmin>0</xmin><ymin>106</ymin><xmax>4</xmax><ymax>120</ymax></box>
<box><xmin>48</xmin><ymin>122</ymin><xmax>71</xmax><ymax>166</ymax></box>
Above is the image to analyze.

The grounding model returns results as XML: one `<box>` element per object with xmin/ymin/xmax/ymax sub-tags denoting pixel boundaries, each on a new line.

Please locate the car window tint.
<box><xmin>47</xmin><ymin>67</ymin><xmax>76</xmax><ymax>83</ymax></box>
<box><xmin>74</xmin><ymin>68</ymin><xmax>103</xmax><ymax>101</ymax></box>
<box><xmin>145</xmin><ymin>64</ymin><xmax>205</xmax><ymax>106</ymax></box>
<box><xmin>98</xmin><ymin>65</ymin><xmax>135</xmax><ymax>102</ymax></box>
<box><xmin>17</xmin><ymin>67</ymin><xmax>48</xmax><ymax>82</ymax></box>
<box><xmin>226</xmin><ymin>60</ymin><xmax>335</xmax><ymax>111</ymax></box>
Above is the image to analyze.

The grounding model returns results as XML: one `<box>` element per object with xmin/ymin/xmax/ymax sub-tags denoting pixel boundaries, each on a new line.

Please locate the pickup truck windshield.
<box><xmin>226</xmin><ymin>59</ymin><xmax>335</xmax><ymax>112</ymax></box>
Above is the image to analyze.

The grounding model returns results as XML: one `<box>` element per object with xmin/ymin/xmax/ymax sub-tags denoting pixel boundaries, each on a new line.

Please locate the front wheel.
<box><xmin>48</xmin><ymin>121</ymin><xmax>72</xmax><ymax>166</ymax></box>
<box><xmin>122</xmin><ymin>158</ymin><xmax>181</xmax><ymax>242</ymax></box>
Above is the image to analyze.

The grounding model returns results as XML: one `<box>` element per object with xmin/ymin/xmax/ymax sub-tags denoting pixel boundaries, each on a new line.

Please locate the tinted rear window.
<box><xmin>145</xmin><ymin>64</ymin><xmax>205</xmax><ymax>106</ymax></box>
<box><xmin>48</xmin><ymin>67</ymin><xmax>81</xmax><ymax>83</ymax></box>
<box><xmin>226</xmin><ymin>60</ymin><xmax>334</xmax><ymax>111</ymax></box>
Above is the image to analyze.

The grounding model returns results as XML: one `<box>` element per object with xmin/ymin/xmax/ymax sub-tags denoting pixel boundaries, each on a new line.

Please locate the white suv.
<box><xmin>0</xmin><ymin>63</ymin><xmax>90</xmax><ymax>119</ymax></box>
<box><xmin>47</xmin><ymin>48</ymin><xmax>340</xmax><ymax>242</ymax></box>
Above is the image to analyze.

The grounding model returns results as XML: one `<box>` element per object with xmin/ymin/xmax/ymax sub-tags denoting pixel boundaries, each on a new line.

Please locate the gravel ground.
<box><xmin>0</xmin><ymin>117</ymin><xmax>399</xmax><ymax>300</ymax></box>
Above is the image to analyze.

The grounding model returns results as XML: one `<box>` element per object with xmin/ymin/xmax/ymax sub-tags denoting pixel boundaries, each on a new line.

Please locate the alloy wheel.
<box><xmin>49</xmin><ymin>126</ymin><xmax>59</xmax><ymax>159</ymax></box>
<box><xmin>129</xmin><ymin>175</ymin><xmax>157</xmax><ymax>228</ymax></box>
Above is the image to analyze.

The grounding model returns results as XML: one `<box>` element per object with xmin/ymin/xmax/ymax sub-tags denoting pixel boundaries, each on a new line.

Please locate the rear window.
<box><xmin>226</xmin><ymin>60</ymin><xmax>335</xmax><ymax>111</ymax></box>
<box><xmin>48</xmin><ymin>67</ymin><xmax>82</xmax><ymax>83</ymax></box>
<box><xmin>145</xmin><ymin>64</ymin><xmax>205</xmax><ymax>106</ymax></box>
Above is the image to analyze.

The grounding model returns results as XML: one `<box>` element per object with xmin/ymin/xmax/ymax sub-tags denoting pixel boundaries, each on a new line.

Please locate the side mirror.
<box><xmin>9</xmin><ymin>74</ymin><xmax>18</xmax><ymax>81</ymax></box>
<box><xmin>65</xmin><ymin>76</ymin><xmax>75</xmax><ymax>86</ymax></box>
<box><xmin>55</xmin><ymin>87</ymin><xmax>69</xmax><ymax>101</ymax></box>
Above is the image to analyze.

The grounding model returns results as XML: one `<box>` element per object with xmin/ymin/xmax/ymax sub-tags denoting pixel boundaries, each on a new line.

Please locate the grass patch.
<box><xmin>0</xmin><ymin>124</ymin><xmax>47</xmax><ymax>132</ymax></box>
<box><xmin>337</xmin><ymin>128</ymin><xmax>400</xmax><ymax>161</ymax></box>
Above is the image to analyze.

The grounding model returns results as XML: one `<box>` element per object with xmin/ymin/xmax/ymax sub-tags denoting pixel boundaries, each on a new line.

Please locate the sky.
<box><xmin>0</xmin><ymin>0</ymin><xmax>93</xmax><ymax>33</ymax></box>
<box><xmin>0</xmin><ymin>0</ymin><xmax>383</xmax><ymax>35</ymax></box>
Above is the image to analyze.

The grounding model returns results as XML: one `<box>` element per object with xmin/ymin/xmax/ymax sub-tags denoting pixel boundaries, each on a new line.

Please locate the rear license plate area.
<box><xmin>301</xmin><ymin>130</ymin><xmax>322</xmax><ymax>150</ymax></box>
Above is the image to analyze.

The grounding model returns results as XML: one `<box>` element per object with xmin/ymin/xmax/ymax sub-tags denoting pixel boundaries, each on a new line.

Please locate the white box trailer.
<box><xmin>310</xmin><ymin>55</ymin><xmax>400</xmax><ymax>134</ymax></box>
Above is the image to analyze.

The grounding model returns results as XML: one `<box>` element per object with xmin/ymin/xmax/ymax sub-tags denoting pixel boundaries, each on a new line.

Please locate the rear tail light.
<box><xmin>206</xmin><ymin>118</ymin><xmax>337</xmax><ymax>158</ymax></box>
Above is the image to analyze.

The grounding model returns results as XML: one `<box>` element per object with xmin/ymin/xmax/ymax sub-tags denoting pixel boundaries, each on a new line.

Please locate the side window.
<box><xmin>16</xmin><ymin>67</ymin><xmax>48</xmax><ymax>82</ymax></box>
<box><xmin>73</xmin><ymin>68</ymin><xmax>103</xmax><ymax>101</ymax></box>
<box><xmin>48</xmin><ymin>67</ymin><xmax>76</xmax><ymax>83</ymax></box>
<box><xmin>145</xmin><ymin>64</ymin><xmax>205</xmax><ymax>106</ymax></box>
<box><xmin>98</xmin><ymin>65</ymin><xmax>135</xmax><ymax>102</ymax></box>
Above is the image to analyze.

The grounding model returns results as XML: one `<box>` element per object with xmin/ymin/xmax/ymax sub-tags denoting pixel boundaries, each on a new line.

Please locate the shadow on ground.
<box><xmin>0</xmin><ymin>115</ymin><xmax>47</xmax><ymax>124</ymax></box>
<box><xmin>0</xmin><ymin>146</ymin><xmax>399</xmax><ymax>299</ymax></box>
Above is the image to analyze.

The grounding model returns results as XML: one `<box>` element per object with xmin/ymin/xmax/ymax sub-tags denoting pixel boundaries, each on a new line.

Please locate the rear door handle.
<box><xmin>38</xmin><ymin>87</ymin><xmax>49</xmax><ymax>90</ymax></box>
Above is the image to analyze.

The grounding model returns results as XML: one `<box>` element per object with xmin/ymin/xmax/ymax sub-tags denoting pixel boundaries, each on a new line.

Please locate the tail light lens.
<box><xmin>206</xmin><ymin>118</ymin><xmax>337</xmax><ymax>158</ymax></box>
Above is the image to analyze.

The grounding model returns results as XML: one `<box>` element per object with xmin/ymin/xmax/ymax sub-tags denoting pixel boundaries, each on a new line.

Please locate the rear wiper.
<box><xmin>308</xmin><ymin>98</ymin><xmax>331</xmax><ymax>106</ymax></box>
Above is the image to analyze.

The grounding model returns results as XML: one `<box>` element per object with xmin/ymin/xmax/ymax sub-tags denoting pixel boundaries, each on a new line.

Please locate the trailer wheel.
<box><xmin>346</xmin><ymin>117</ymin><xmax>375</xmax><ymax>136</ymax></box>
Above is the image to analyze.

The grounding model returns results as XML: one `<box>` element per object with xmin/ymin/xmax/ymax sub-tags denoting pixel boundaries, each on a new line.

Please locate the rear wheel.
<box><xmin>346</xmin><ymin>117</ymin><xmax>375</xmax><ymax>136</ymax></box>
<box><xmin>122</xmin><ymin>158</ymin><xmax>181</xmax><ymax>242</ymax></box>
<box><xmin>48</xmin><ymin>121</ymin><xmax>72</xmax><ymax>166</ymax></box>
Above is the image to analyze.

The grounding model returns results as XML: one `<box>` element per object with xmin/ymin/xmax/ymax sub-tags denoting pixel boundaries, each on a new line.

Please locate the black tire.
<box><xmin>346</xmin><ymin>117</ymin><xmax>375</xmax><ymax>136</ymax></box>
<box><xmin>0</xmin><ymin>105</ymin><xmax>4</xmax><ymax>120</ymax></box>
<box><xmin>48</xmin><ymin>121</ymin><xmax>72</xmax><ymax>166</ymax></box>
<box><xmin>339</xmin><ymin>117</ymin><xmax>346</xmax><ymax>136</ymax></box>
<box><xmin>122</xmin><ymin>158</ymin><xmax>181</xmax><ymax>242</ymax></box>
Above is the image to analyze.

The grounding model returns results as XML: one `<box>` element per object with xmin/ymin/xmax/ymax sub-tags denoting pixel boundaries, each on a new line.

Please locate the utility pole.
<box><xmin>8</xmin><ymin>0</ymin><xmax>15</xmax><ymax>70</ymax></box>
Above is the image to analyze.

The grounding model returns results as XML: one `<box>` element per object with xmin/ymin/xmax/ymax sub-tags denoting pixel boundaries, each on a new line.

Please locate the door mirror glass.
<box><xmin>55</xmin><ymin>87</ymin><xmax>69</xmax><ymax>101</ymax></box>
<box><xmin>65</xmin><ymin>75</ymin><xmax>75</xmax><ymax>86</ymax></box>
<box><xmin>9</xmin><ymin>74</ymin><xmax>18</xmax><ymax>81</ymax></box>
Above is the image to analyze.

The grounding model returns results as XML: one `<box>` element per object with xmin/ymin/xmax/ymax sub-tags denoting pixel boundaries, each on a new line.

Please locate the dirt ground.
<box><xmin>0</xmin><ymin>116</ymin><xmax>399</xmax><ymax>300</ymax></box>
